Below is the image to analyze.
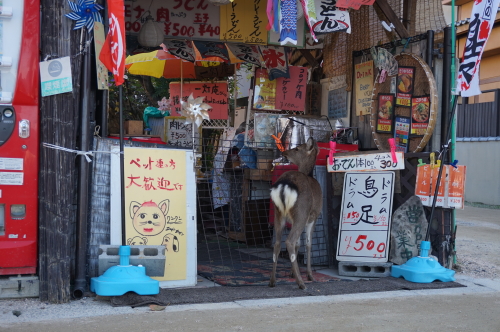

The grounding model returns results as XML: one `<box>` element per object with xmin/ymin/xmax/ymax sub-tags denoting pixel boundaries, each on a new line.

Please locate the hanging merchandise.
<box><xmin>299</xmin><ymin>0</ymin><xmax>318</xmax><ymax>41</ymax></box>
<box><xmin>179</xmin><ymin>93</ymin><xmax>212</xmax><ymax>127</ymax></box>
<box><xmin>335</xmin><ymin>0</ymin><xmax>375</xmax><ymax>10</ymax></box>
<box><xmin>456</xmin><ymin>0</ymin><xmax>500</xmax><ymax>97</ymax></box>
<box><xmin>225</xmin><ymin>43</ymin><xmax>262</xmax><ymax>66</ymax></box>
<box><xmin>279</xmin><ymin>0</ymin><xmax>298</xmax><ymax>45</ymax></box>
<box><xmin>376</xmin><ymin>48</ymin><xmax>398</xmax><ymax>83</ymax></box>
<box><xmin>259</xmin><ymin>45</ymin><xmax>289</xmax><ymax>80</ymax></box>
<box><xmin>65</xmin><ymin>0</ymin><xmax>104</xmax><ymax>32</ymax></box>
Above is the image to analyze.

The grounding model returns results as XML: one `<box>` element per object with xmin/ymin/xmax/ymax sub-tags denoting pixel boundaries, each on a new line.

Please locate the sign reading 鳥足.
<box><xmin>337</xmin><ymin>171</ymin><xmax>395</xmax><ymax>262</ymax></box>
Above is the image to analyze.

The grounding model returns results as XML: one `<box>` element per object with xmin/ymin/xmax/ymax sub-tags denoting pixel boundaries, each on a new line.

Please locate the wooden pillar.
<box><xmin>39</xmin><ymin>0</ymin><xmax>83</xmax><ymax>303</ymax></box>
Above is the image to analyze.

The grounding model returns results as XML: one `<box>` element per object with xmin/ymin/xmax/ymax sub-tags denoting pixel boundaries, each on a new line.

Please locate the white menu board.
<box><xmin>336</xmin><ymin>171</ymin><xmax>395</xmax><ymax>262</ymax></box>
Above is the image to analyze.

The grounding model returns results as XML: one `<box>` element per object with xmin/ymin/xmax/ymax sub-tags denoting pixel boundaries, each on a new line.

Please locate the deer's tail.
<box><xmin>270</xmin><ymin>181</ymin><xmax>298</xmax><ymax>217</ymax></box>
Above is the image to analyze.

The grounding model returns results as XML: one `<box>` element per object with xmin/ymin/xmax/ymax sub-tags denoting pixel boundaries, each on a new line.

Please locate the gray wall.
<box><xmin>456</xmin><ymin>140</ymin><xmax>500</xmax><ymax>205</ymax></box>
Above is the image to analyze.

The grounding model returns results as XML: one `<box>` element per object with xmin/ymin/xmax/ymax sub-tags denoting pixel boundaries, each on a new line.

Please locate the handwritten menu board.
<box><xmin>355</xmin><ymin>61</ymin><xmax>374</xmax><ymax>116</ymax></box>
<box><xmin>337</xmin><ymin>171</ymin><xmax>395</xmax><ymax>262</ymax></box>
<box><xmin>275</xmin><ymin>66</ymin><xmax>307</xmax><ymax>111</ymax></box>
<box><xmin>253</xmin><ymin>66</ymin><xmax>307</xmax><ymax>111</ymax></box>
<box><xmin>124</xmin><ymin>0</ymin><xmax>220</xmax><ymax>40</ymax></box>
<box><xmin>327</xmin><ymin>152</ymin><xmax>404</xmax><ymax>172</ymax></box>
<box><xmin>220</xmin><ymin>0</ymin><xmax>267</xmax><ymax>44</ymax></box>
<box><xmin>169</xmin><ymin>82</ymin><xmax>228</xmax><ymax>120</ymax></box>
<box><xmin>328</xmin><ymin>87</ymin><xmax>348</xmax><ymax>118</ymax></box>
<box><xmin>164</xmin><ymin>117</ymin><xmax>201</xmax><ymax>149</ymax></box>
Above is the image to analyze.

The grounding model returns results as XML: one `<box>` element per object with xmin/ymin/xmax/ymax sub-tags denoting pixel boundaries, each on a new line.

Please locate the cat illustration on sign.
<box><xmin>127</xmin><ymin>236</ymin><xmax>148</xmax><ymax>245</ymax></box>
<box><xmin>129</xmin><ymin>199</ymin><xmax>170</xmax><ymax>237</ymax></box>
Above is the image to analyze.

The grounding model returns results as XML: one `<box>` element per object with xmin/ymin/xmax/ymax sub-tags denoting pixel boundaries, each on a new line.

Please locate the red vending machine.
<box><xmin>0</xmin><ymin>0</ymin><xmax>40</xmax><ymax>275</ymax></box>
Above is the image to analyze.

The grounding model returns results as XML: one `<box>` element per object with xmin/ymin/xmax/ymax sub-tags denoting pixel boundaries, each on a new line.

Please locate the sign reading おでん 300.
<box><xmin>337</xmin><ymin>171</ymin><xmax>395</xmax><ymax>262</ymax></box>
<box><xmin>327</xmin><ymin>152</ymin><xmax>404</xmax><ymax>172</ymax></box>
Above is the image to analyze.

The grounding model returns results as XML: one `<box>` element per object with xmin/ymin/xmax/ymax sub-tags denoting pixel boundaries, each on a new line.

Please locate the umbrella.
<box><xmin>125</xmin><ymin>50</ymin><xmax>198</xmax><ymax>79</ymax></box>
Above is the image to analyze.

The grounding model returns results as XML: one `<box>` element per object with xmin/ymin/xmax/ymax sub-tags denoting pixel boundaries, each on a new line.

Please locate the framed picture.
<box><xmin>376</xmin><ymin>93</ymin><xmax>395</xmax><ymax>134</ymax></box>
<box><xmin>394</xmin><ymin>116</ymin><xmax>411</xmax><ymax>152</ymax></box>
<box><xmin>395</xmin><ymin>66</ymin><xmax>415</xmax><ymax>107</ymax></box>
<box><xmin>410</xmin><ymin>95</ymin><xmax>430</xmax><ymax>136</ymax></box>
<box><xmin>252</xmin><ymin>68</ymin><xmax>277</xmax><ymax>110</ymax></box>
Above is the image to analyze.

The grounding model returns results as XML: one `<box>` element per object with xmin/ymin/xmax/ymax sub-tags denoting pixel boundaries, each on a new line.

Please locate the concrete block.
<box><xmin>0</xmin><ymin>276</ymin><xmax>39</xmax><ymax>299</ymax></box>
<box><xmin>338</xmin><ymin>261</ymin><xmax>393</xmax><ymax>278</ymax></box>
<box><xmin>98</xmin><ymin>245</ymin><xmax>166</xmax><ymax>277</ymax></box>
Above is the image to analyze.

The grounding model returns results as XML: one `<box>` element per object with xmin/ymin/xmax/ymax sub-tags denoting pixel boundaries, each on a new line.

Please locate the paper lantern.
<box><xmin>137</xmin><ymin>16</ymin><xmax>164</xmax><ymax>48</ymax></box>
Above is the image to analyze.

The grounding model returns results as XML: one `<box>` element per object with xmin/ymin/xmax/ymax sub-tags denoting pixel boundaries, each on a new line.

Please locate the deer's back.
<box><xmin>274</xmin><ymin>171</ymin><xmax>323</xmax><ymax>214</ymax></box>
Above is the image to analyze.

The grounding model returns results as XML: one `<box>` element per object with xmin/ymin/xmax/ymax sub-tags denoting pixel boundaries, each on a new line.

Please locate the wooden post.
<box><xmin>374</xmin><ymin>0</ymin><xmax>411</xmax><ymax>39</ymax></box>
<box><xmin>38</xmin><ymin>0</ymin><xmax>86</xmax><ymax>303</ymax></box>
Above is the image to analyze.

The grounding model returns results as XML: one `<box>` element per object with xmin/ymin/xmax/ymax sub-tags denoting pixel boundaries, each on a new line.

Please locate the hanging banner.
<box><xmin>354</xmin><ymin>60</ymin><xmax>374</xmax><ymax>116</ymax></box>
<box><xmin>259</xmin><ymin>45</ymin><xmax>290</xmax><ymax>80</ymax></box>
<box><xmin>312</xmin><ymin>0</ymin><xmax>351</xmax><ymax>35</ymax></box>
<box><xmin>415</xmin><ymin>165</ymin><xmax>466</xmax><ymax>209</ymax></box>
<box><xmin>124</xmin><ymin>147</ymin><xmax>187</xmax><ymax>281</ymax></box>
<box><xmin>410</xmin><ymin>95</ymin><xmax>430</xmax><ymax>136</ymax></box>
<box><xmin>395</xmin><ymin>66</ymin><xmax>415</xmax><ymax>107</ymax></box>
<box><xmin>337</xmin><ymin>171</ymin><xmax>395</xmax><ymax>262</ymax></box>
<box><xmin>335</xmin><ymin>0</ymin><xmax>375</xmax><ymax>10</ymax></box>
<box><xmin>163</xmin><ymin>40</ymin><xmax>196</xmax><ymax>62</ymax></box>
<box><xmin>100</xmin><ymin>0</ymin><xmax>126</xmax><ymax>86</ymax></box>
<box><xmin>169</xmin><ymin>82</ymin><xmax>229</xmax><ymax>119</ymax></box>
<box><xmin>220</xmin><ymin>0</ymin><xmax>267</xmax><ymax>44</ymax></box>
<box><xmin>94</xmin><ymin>22</ymin><xmax>109</xmax><ymax>90</ymax></box>
<box><xmin>124</xmin><ymin>0</ymin><xmax>220</xmax><ymax>40</ymax></box>
<box><xmin>268</xmin><ymin>15</ymin><xmax>305</xmax><ymax>47</ymax></box>
<box><xmin>193</xmin><ymin>40</ymin><xmax>230</xmax><ymax>62</ymax></box>
<box><xmin>253</xmin><ymin>68</ymin><xmax>277</xmax><ymax>110</ymax></box>
<box><xmin>225</xmin><ymin>43</ymin><xmax>262</xmax><ymax>66</ymax></box>
<box><xmin>457</xmin><ymin>0</ymin><xmax>500</xmax><ymax>97</ymax></box>
<box><xmin>275</xmin><ymin>66</ymin><xmax>307</xmax><ymax>111</ymax></box>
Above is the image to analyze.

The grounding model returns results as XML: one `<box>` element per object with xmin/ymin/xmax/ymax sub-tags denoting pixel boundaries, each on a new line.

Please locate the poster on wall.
<box><xmin>376</xmin><ymin>94</ymin><xmax>394</xmax><ymax>133</ymax></box>
<box><xmin>394</xmin><ymin>116</ymin><xmax>411</xmax><ymax>152</ymax></box>
<box><xmin>124</xmin><ymin>0</ymin><xmax>220</xmax><ymax>41</ymax></box>
<box><xmin>275</xmin><ymin>66</ymin><xmax>307</xmax><ymax>111</ymax></box>
<box><xmin>336</xmin><ymin>171</ymin><xmax>395</xmax><ymax>262</ymax></box>
<box><xmin>124</xmin><ymin>147</ymin><xmax>188</xmax><ymax>281</ymax></box>
<box><xmin>415</xmin><ymin>164</ymin><xmax>466</xmax><ymax>209</ymax></box>
<box><xmin>253</xmin><ymin>68</ymin><xmax>277</xmax><ymax>110</ymax></box>
<box><xmin>396</xmin><ymin>66</ymin><xmax>415</xmax><ymax>107</ymax></box>
<box><xmin>355</xmin><ymin>60</ymin><xmax>374</xmax><ymax>116</ymax></box>
<box><xmin>169</xmin><ymin>82</ymin><xmax>229</xmax><ymax>119</ymax></box>
<box><xmin>410</xmin><ymin>95</ymin><xmax>430</xmax><ymax>136</ymax></box>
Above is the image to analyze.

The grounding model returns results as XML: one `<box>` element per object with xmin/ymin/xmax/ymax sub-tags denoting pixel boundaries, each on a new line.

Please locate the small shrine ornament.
<box><xmin>180</xmin><ymin>93</ymin><xmax>212</xmax><ymax>127</ymax></box>
<box><xmin>65</xmin><ymin>0</ymin><xmax>104</xmax><ymax>32</ymax></box>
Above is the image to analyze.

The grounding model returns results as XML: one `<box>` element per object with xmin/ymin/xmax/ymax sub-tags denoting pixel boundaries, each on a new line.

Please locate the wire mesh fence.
<box><xmin>195</xmin><ymin>129</ymin><xmax>331</xmax><ymax>286</ymax></box>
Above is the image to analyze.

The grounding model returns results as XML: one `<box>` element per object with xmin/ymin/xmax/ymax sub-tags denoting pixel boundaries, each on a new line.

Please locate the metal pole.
<box><xmin>119</xmin><ymin>85</ymin><xmax>126</xmax><ymax>246</ymax></box>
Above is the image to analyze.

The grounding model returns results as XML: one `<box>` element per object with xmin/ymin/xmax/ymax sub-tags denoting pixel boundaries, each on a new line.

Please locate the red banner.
<box><xmin>100</xmin><ymin>0</ymin><xmax>126</xmax><ymax>86</ymax></box>
<box><xmin>169</xmin><ymin>82</ymin><xmax>229</xmax><ymax>120</ymax></box>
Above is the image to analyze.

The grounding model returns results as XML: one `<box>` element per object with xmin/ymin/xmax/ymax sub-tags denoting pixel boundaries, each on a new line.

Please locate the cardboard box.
<box><xmin>257</xmin><ymin>158</ymin><xmax>273</xmax><ymax>171</ymax></box>
<box><xmin>124</xmin><ymin>120</ymin><xmax>143</xmax><ymax>135</ymax></box>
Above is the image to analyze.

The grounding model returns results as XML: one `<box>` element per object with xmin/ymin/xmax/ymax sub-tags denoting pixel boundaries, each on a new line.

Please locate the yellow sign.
<box><xmin>355</xmin><ymin>60</ymin><xmax>374</xmax><ymax>116</ymax></box>
<box><xmin>124</xmin><ymin>147</ymin><xmax>187</xmax><ymax>281</ymax></box>
<box><xmin>220</xmin><ymin>0</ymin><xmax>267</xmax><ymax>44</ymax></box>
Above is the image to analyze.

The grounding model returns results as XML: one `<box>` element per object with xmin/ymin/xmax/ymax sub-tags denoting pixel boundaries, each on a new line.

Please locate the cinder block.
<box><xmin>98</xmin><ymin>245</ymin><xmax>166</xmax><ymax>277</ymax></box>
<box><xmin>338</xmin><ymin>261</ymin><xmax>393</xmax><ymax>278</ymax></box>
<box><xmin>0</xmin><ymin>276</ymin><xmax>39</xmax><ymax>299</ymax></box>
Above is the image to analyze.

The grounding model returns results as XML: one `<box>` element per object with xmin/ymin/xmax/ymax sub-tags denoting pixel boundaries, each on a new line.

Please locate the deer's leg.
<box><xmin>269</xmin><ymin>209</ymin><xmax>285</xmax><ymax>288</ymax></box>
<box><xmin>286</xmin><ymin>225</ymin><xmax>306</xmax><ymax>289</ymax></box>
<box><xmin>305</xmin><ymin>219</ymin><xmax>317</xmax><ymax>281</ymax></box>
<box><xmin>289</xmin><ymin>237</ymin><xmax>301</xmax><ymax>278</ymax></box>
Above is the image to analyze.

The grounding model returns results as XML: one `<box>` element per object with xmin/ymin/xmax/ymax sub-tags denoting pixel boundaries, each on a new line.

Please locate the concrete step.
<box><xmin>338</xmin><ymin>261</ymin><xmax>393</xmax><ymax>278</ymax></box>
<box><xmin>0</xmin><ymin>276</ymin><xmax>39</xmax><ymax>299</ymax></box>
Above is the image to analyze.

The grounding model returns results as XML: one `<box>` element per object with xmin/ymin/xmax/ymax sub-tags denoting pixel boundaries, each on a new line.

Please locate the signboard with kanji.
<box><xmin>337</xmin><ymin>171</ymin><xmax>395</xmax><ymax>262</ymax></box>
<box><xmin>123</xmin><ymin>147</ymin><xmax>196</xmax><ymax>285</ymax></box>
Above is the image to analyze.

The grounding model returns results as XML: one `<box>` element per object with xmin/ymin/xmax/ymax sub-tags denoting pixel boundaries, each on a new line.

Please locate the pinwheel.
<box><xmin>65</xmin><ymin>0</ymin><xmax>104</xmax><ymax>31</ymax></box>
<box><xmin>179</xmin><ymin>93</ymin><xmax>212</xmax><ymax>127</ymax></box>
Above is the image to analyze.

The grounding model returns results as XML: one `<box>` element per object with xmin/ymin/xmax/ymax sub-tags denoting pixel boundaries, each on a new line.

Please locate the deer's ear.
<box><xmin>306</xmin><ymin>137</ymin><xmax>315</xmax><ymax>150</ymax></box>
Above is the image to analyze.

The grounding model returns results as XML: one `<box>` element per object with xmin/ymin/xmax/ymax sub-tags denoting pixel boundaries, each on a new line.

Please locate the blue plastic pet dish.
<box><xmin>391</xmin><ymin>241</ymin><xmax>456</xmax><ymax>283</ymax></box>
<box><xmin>90</xmin><ymin>245</ymin><xmax>160</xmax><ymax>296</ymax></box>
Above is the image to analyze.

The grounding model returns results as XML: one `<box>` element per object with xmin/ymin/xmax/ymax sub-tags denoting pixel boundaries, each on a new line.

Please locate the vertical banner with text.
<box><xmin>355</xmin><ymin>60</ymin><xmax>373</xmax><ymax>116</ymax></box>
<box><xmin>124</xmin><ymin>147</ymin><xmax>187</xmax><ymax>281</ymax></box>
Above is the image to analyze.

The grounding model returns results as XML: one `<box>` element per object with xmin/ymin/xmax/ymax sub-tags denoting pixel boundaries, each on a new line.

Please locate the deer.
<box><xmin>269</xmin><ymin>137</ymin><xmax>323</xmax><ymax>290</ymax></box>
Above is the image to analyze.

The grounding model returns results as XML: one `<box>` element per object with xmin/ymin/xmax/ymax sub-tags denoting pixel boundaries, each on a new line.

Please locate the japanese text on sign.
<box><xmin>124</xmin><ymin>0</ymin><xmax>220</xmax><ymax>40</ymax></box>
<box><xmin>327</xmin><ymin>152</ymin><xmax>404</xmax><ymax>172</ymax></box>
<box><xmin>164</xmin><ymin>117</ymin><xmax>200</xmax><ymax>149</ymax></box>
<box><xmin>275</xmin><ymin>67</ymin><xmax>307</xmax><ymax>111</ymax></box>
<box><xmin>337</xmin><ymin>171</ymin><xmax>395</xmax><ymax>262</ymax></box>
<box><xmin>169</xmin><ymin>82</ymin><xmax>229</xmax><ymax>120</ymax></box>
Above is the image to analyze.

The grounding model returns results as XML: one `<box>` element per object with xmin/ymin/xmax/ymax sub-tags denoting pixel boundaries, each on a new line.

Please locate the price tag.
<box><xmin>327</xmin><ymin>152</ymin><xmax>404</xmax><ymax>172</ymax></box>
